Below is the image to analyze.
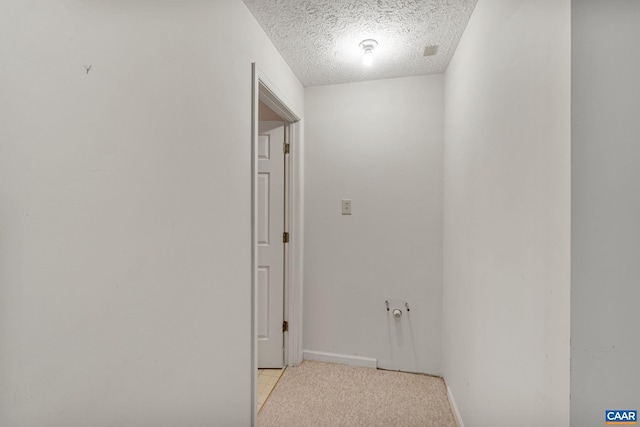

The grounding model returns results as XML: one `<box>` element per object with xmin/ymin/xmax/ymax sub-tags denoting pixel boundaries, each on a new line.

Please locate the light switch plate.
<box><xmin>341</xmin><ymin>199</ymin><xmax>352</xmax><ymax>215</ymax></box>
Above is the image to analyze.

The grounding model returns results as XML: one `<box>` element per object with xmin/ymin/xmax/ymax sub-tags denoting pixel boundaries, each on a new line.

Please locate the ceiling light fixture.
<box><xmin>359</xmin><ymin>39</ymin><xmax>378</xmax><ymax>66</ymax></box>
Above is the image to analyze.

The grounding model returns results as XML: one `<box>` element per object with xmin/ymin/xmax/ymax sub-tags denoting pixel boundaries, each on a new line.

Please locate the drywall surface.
<box><xmin>442</xmin><ymin>0</ymin><xmax>571</xmax><ymax>425</ymax></box>
<box><xmin>0</xmin><ymin>1</ymin><xmax>302</xmax><ymax>426</ymax></box>
<box><xmin>571</xmin><ymin>2</ymin><xmax>640</xmax><ymax>426</ymax></box>
<box><xmin>304</xmin><ymin>75</ymin><xmax>444</xmax><ymax>374</ymax></box>
<box><xmin>259</xmin><ymin>100</ymin><xmax>284</xmax><ymax>121</ymax></box>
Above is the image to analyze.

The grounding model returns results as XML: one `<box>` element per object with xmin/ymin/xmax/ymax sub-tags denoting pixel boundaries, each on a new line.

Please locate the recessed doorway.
<box><xmin>251</xmin><ymin>64</ymin><xmax>303</xmax><ymax>425</ymax></box>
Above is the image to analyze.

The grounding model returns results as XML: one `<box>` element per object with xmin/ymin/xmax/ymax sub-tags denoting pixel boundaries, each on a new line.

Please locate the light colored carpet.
<box><xmin>258</xmin><ymin>360</ymin><xmax>457</xmax><ymax>427</ymax></box>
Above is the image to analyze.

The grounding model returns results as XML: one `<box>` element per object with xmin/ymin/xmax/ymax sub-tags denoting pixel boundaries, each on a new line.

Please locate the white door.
<box><xmin>257</xmin><ymin>121</ymin><xmax>285</xmax><ymax>368</ymax></box>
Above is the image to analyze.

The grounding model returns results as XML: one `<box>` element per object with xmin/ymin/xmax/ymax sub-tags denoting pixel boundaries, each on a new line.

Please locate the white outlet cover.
<box><xmin>341</xmin><ymin>199</ymin><xmax>352</xmax><ymax>215</ymax></box>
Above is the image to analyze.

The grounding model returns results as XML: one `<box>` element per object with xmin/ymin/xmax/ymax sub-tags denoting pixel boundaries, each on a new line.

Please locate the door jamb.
<box><xmin>251</xmin><ymin>63</ymin><xmax>304</xmax><ymax>425</ymax></box>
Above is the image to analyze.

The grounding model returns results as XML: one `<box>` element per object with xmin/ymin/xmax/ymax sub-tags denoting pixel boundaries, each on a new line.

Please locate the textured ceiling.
<box><xmin>243</xmin><ymin>0</ymin><xmax>478</xmax><ymax>87</ymax></box>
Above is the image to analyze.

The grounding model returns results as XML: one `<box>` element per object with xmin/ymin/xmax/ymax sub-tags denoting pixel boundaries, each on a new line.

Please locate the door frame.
<box><xmin>250</xmin><ymin>63</ymin><xmax>304</xmax><ymax>424</ymax></box>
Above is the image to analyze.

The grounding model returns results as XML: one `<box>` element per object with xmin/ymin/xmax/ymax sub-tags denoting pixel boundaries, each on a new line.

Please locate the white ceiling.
<box><xmin>243</xmin><ymin>0</ymin><xmax>478</xmax><ymax>87</ymax></box>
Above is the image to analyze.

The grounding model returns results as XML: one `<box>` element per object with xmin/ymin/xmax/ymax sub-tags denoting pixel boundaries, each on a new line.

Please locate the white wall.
<box><xmin>0</xmin><ymin>1</ymin><xmax>303</xmax><ymax>426</ymax></box>
<box><xmin>442</xmin><ymin>0</ymin><xmax>571</xmax><ymax>425</ymax></box>
<box><xmin>571</xmin><ymin>2</ymin><xmax>640</xmax><ymax>426</ymax></box>
<box><xmin>303</xmin><ymin>75</ymin><xmax>444</xmax><ymax>374</ymax></box>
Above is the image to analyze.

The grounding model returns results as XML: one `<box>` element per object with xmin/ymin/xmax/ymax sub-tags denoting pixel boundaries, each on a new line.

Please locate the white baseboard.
<box><xmin>302</xmin><ymin>350</ymin><xmax>377</xmax><ymax>369</ymax></box>
<box><xmin>447</xmin><ymin>386</ymin><xmax>465</xmax><ymax>427</ymax></box>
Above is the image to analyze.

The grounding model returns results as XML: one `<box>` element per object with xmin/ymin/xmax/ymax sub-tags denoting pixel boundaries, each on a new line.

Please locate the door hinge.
<box><xmin>282</xmin><ymin>321</ymin><xmax>289</xmax><ymax>332</ymax></box>
<box><xmin>283</xmin><ymin>232</ymin><xmax>289</xmax><ymax>243</ymax></box>
<box><xmin>284</xmin><ymin>143</ymin><xmax>290</xmax><ymax>154</ymax></box>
